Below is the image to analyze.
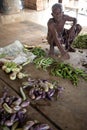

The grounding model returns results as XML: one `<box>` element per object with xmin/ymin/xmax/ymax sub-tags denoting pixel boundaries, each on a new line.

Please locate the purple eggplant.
<box><xmin>23</xmin><ymin>121</ymin><xmax>35</xmax><ymax>130</ymax></box>
<box><xmin>21</xmin><ymin>100</ymin><xmax>30</xmax><ymax>108</ymax></box>
<box><xmin>34</xmin><ymin>123</ymin><xmax>50</xmax><ymax>130</ymax></box>
<box><xmin>5</xmin><ymin>120</ymin><xmax>13</xmax><ymax>126</ymax></box>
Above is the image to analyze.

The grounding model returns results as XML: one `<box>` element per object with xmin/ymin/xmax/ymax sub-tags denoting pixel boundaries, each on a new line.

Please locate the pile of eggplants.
<box><xmin>22</xmin><ymin>78</ymin><xmax>63</xmax><ymax>100</ymax></box>
<box><xmin>0</xmin><ymin>90</ymin><xmax>29</xmax><ymax>129</ymax></box>
<box><xmin>0</xmin><ymin>89</ymin><xmax>52</xmax><ymax>130</ymax></box>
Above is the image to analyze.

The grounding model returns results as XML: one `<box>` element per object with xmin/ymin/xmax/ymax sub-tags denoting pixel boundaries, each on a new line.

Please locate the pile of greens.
<box><xmin>33</xmin><ymin>56</ymin><xmax>54</xmax><ymax>71</ymax></box>
<box><xmin>31</xmin><ymin>47</ymin><xmax>87</xmax><ymax>85</ymax></box>
<box><xmin>72</xmin><ymin>34</ymin><xmax>87</xmax><ymax>49</ymax></box>
<box><xmin>50</xmin><ymin>61</ymin><xmax>87</xmax><ymax>86</ymax></box>
<box><xmin>31</xmin><ymin>47</ymin><xmax>46</xmax><ymax>57</ymax></box>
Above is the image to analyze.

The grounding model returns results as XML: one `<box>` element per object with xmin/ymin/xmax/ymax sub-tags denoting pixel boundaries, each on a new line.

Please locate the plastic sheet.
<box><xmin>0</xmin><ymin>40</ymin><xmax>36</xmax><ymax>65</ymax></box>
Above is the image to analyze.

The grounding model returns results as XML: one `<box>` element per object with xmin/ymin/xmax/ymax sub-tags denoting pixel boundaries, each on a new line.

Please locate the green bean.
<box><xmin>3</xmin><ymin>103</ymin><xmax>13</xmax><ymax>113</ymax></box>
<box><xmin>11</xmin><ymin>121</ymin><xmax>19</xmax><ymax>130</ymax></box>
<box><xmin>20</xmin><ymin>87</ymin><xmax>26</xmax><ymax>101</ymax></box>
<box><xmin>2</xmin><ymin>126</ymin><xmax>10</xmax><ymax>130</ymax></box>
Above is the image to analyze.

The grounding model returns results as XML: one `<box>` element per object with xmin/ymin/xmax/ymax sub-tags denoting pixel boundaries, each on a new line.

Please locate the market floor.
<box><xmin>0</xmin><ymin>20</ymin><xmax>87</xmax><ymax>130</ymax></box>
<box><xmin>0</xmin><ymin>19</ymin><xmax>87</xmax><ymax>46</ymax></box>
<box><xmin>0</xmin><ymin>21</ymin><xmax>47</xmax><ymax>47</ymax></box>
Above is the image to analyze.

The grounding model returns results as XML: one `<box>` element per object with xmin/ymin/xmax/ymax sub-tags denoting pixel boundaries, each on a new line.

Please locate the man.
<box><xmin>47</xmin><ymin>3</ymin><xmax>82</xmax><ymax>59</ymax></box>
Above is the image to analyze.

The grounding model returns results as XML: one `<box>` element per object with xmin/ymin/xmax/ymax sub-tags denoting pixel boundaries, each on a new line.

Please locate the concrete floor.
<box><xmin>0</xmin><ymin>20</ymin><xmax>87</xmax><ymax>130</ymax></box>
<box><xmin>0</xmin><ymin>1</ymin><xmax>87</xmax><ymax>130</ymax></box>
<box><xmin>0</xmin><ymin>21</ymin><xmax>47</xmax><ymax>47</ymax></box>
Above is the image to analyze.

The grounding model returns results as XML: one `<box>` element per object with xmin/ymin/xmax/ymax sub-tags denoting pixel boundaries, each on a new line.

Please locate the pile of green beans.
<box><xmin>31</xmin><ymin>47</ymin><xmax>46</xmax><ymax>57</ymax></box>
<box><xmin>33</xmin><ymin>57</ymin><xmax>54</xmax><ymax>70</ymax></box>
<box><xmin>50</xmin><ymin>62</ymin><xmax>87</xmax><ymax>85</ymax></box>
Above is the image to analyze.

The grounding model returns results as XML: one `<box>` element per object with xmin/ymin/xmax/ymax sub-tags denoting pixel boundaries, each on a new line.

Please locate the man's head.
<box><xmin>52</xmin><ymin>3</ymin><xmax>63</xmax><ymax>13</ymax></box>
<box><xmin>51</xmin><ymin>3</ymin><xmax>63</xmax><ymax>21</ymax></box>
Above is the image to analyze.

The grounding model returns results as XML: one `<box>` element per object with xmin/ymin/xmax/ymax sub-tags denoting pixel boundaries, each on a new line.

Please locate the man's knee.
<box><xmin>76</xmin><ymin>24</ymin><xmax>82</xmax><ymax>34</ymax></box>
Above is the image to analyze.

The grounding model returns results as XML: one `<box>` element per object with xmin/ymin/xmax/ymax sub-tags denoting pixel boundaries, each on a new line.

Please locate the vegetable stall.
<box><xmin>0</xmin><ymin>41</ymin><xmax>87</xmax><ymax>130</ymax></box>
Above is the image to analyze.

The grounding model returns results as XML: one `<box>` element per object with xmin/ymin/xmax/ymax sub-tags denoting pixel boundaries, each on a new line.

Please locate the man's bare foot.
<box><xmin>61</xmin><ymin>52</ymin><xmax>70</xmax><ymax>60</ymax></box>
<box><xmin>48</xmin><ymin>53</ymin><xmax>56</xmax><ymax>59</ymax></box>
<box><xmin>68</xmin><ymin>47</ymin><xmax>76</xmax><ymax>52</ymax></box>
<box><xmin>48</xmin><ymin>51</ymin><xmax>55</xmax><ymax>56</ymax></box>
<box><xmin>48</xmin><ymin>51</ymin><xmax>70</xmax><ymax>60</ymax></box>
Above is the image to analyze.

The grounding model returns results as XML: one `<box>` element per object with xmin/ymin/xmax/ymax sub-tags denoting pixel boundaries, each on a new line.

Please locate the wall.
<box><xmin>24</xmin><ymin>0</ymin><xmax>49</xmax><ymax>11</ymax></box>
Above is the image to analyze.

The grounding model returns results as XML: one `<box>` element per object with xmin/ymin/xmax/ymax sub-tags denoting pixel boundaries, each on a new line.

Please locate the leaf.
<box><xmin>72</xmin><ymin>34</ymin><xmax>87</xmax><ymax>49</ymax></box>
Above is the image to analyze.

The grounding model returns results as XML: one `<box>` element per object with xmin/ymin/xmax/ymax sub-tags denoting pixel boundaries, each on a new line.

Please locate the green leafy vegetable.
<box><xmin>73</xmin><ymin>34</ymin><xmax>87</xmax><ymax>49</ymax></box>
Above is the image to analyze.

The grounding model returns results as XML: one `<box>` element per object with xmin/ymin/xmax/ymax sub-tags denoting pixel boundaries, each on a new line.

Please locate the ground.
<box><xmin>0</xmin><ymin>20</ymin><xmax>87</xmax><ymax>130</ymax></box>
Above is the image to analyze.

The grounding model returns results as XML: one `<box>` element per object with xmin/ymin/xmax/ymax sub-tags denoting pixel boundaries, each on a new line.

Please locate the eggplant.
<box><xmin>5</xmin><ymin>120</ymin><xmax>13</xmax><ymax>126</ymax></box>
<box><xmin>34</xmin><ymin>123</ymin><xmax>50</xmax><ymax>130</ymax></box>
<box><xmin>21</xmin><ymin>100</ymin><xmax>30</xmax><ymax>108</ymax></box>
<box><xmin>23</xmin><ymin>121</ymin><xmax>35</xmax><ymax>130</ymax></box>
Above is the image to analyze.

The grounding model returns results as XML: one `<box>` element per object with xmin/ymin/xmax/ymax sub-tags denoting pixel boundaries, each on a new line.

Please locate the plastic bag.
<box><xmin>0</xmin><ymin>40</ymin><xmax>36</xmax><ymax>65</ymax></box>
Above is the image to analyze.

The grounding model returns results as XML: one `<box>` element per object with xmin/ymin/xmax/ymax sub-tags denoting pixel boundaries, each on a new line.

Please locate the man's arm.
<box><xmin>64</xmin><ymin>15</ymin><xmax>77</xmax><ymax>40</ymax></box>
<box><xmin>48</xmin><ymin>21</ymin><xmax>68</xmax><ymax>55</ymax></box>
<box><xmin>64</xmin><ymin>15</ymin><xmax>77</xmax><ymax>28</ymax></box>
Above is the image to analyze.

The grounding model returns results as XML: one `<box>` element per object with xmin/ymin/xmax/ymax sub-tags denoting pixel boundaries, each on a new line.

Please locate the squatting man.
<box><xmin>47</xmin><ymin>3</ymin><xmax>82</xmax><ymax>59</ymax></box>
